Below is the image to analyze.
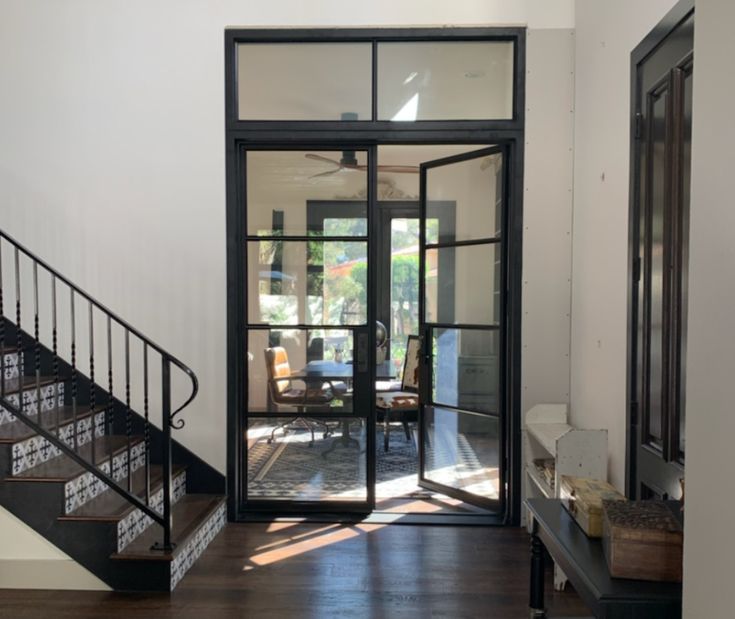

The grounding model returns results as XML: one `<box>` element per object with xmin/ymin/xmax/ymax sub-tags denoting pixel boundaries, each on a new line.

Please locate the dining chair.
<box><xmin>375</xmin><ymin>335</ymin><xmax>421</xmax><ymax>451</ymax></box>
<box><xmin>264</xmin><ymin>346</ymin><xmax>334</xmax><ymax>447</ymax></box>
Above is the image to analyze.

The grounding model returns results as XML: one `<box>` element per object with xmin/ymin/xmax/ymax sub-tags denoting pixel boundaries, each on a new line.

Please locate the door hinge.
<box><xmin>634</xmin><ymin>112</ymin><xmax>643</xmax><ymax>140</ymax></box>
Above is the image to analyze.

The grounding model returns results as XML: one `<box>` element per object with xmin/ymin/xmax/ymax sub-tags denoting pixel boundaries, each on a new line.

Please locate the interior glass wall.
<box><xmin>229</xmin><ymin>28</ymin><xmax>522</xmax><ymax>519</ymax></box>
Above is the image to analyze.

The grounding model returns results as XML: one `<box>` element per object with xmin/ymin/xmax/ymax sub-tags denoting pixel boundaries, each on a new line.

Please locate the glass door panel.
<box><xmin>389</xmin><ymin>217</ymin><xmax>421</xmax><ymax>379</ymax></box>
<box><xmin>246</xmin><ymin>239</ymin><xmax>368</xmax><ymax>326</ymax></box>
<box><xmin>243</xmin><ymin>148</ymin><xmax>372</xmax><ymax>511</ymax></box>
<box><xmin>431</xmin><ymin>328</ymin><xmax>499</xmax><ymax>415</ymax></box>
<box><xmin>246</xmin><ymin>150</ymin><xmax>368</xmax><ymax>237</ymax></box>
<box><xmin>423</xmin><ymin>407</ymin><xmax>500</xmax><ymax>501</ymax></box>
<box><xmin>425</xmin><ymin>243</ymin><xmax>501</xmax><ymax>325</ymax></box>
<box><xmin>418</xmin><ymin>146</ymin><xmax>505</xmax><ymax>513</ymax></box>
<box><xmin>424</xmin><ymin>151</ymin><xmax>502</xmax><ymax>242</ymax></box>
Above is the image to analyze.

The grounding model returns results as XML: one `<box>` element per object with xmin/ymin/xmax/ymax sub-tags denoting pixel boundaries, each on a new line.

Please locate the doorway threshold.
<box><xmin>237</xmin><ymin>511</ymin><xmax>505</xmax><ymax>526</ymax></box>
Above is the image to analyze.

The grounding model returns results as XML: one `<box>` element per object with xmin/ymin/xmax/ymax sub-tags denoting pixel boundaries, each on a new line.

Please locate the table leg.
<box><xmin>530</xmin><ymin>523</ymin><xmax>546</xmax><ymax>618</ymax></box>
<box><xmin>321</xmin><ymin>419</ymin><xmax>360</xmax><ymax>457</ymax></box>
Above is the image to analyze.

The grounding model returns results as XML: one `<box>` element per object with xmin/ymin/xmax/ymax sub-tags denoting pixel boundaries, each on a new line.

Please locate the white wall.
<box><xmin>0</xmin><ymin>507</ymin><xmax>108</xmax><ymax>590</ymax></box>
<box><xmin>571</xmin><ymin>0</ymin><xmax>679</xmax><ymax>490</ymax></box>
<box><xmin>682</xmin><ymin>0</ymin><xmax>735</xmax><ymax>616</ymax></box>
<box><xmin>521</xmin><ymin>27</ymin><xmax>575</xmax><ymax>423</ymax></box>
<box><xmin>0</xmin><ymin>0</ymin><xmax>575</xmax><ymax>587</ymax></box>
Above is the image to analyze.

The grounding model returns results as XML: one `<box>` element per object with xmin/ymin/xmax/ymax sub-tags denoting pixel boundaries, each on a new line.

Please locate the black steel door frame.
<box><xmin>416</xmin><ymin>145</ymin><xmax>507</xmax><ymax>515</ymax></box>
<box><xmin>225</xmin><ymin>26</ymin><xmax>526</xmax><ymax>524</ymax></box>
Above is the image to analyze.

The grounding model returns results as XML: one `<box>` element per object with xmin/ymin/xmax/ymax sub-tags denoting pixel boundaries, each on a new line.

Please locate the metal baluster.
<box><xmin>14</xmin><ymin>249</ymin><xmax>22</xmax><ymax>418</ymax></box>
<box><xmin>143</xmin><ymin>342</ymin><xmax>150</xmax><ymax>506</ymax></box>
<box><xmin>0</xmin><ymin>237</ymin><xmax>5</xmax><ymax>399</ymax></box>
<box><xmin>125</xmin><ymin>330</ymin><xmax>132</xmax><ymax>492</ymax></box>
<box><xmin>152</xmin><ymin>356</ymin><xmax>173</xmax><ymax>551</ymax></box>
<box><xmin>70</xmin><ymin>291</ymin><xmax>78</xmax><ymax>451</ymax></box>
<box><xmin>107</xmin><ymin>316</ymin><xmax>113</xmax><ymax>468</ymax></box>
<box><xmin>88</xmin><ymin>302</ymin><xmax>95</xmax><ymax>465</ymax></box>
<box><xmin>33</xmin><ymin>263</ymin><xmax>42</xmax><ymax>431</ymax></box>
<box><xmin>52</xmin><ymin>276</ymin><xmax>59</xmax><ymax>437</ymax></box>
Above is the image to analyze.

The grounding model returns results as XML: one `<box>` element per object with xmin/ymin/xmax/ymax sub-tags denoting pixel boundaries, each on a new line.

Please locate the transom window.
<box><xmin>236</xmin><ymin>40</ymin><xmax>515</xmax><ymax>121</ymax></box>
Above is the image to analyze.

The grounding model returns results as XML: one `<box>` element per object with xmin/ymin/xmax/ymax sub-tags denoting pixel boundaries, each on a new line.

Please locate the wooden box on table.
<box><xmin>602</xmin><ymin>500</ymin><xmax>683</xmax><ymax>582</ymax></box>
<box><xmin>559</xmin><ymin>475</ymin><xmax>625</xmax><ymax>538</ymax></box>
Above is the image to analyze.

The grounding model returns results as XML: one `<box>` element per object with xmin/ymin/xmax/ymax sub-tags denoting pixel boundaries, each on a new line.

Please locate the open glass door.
<box><xmin>418</xmin><ymin>146</ymin><xmax>505</xmax><ymax>513</ymax></box>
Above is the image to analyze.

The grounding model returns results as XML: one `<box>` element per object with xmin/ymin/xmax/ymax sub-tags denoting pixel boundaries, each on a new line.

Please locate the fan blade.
<box><xmin>376</xmin><ymin>165</ymin><xmax>419</xmax><ymax>173</ymax></box>
<box><xmin>309</xmin><ymin>168</ymin><xmax>341</xmax><ymax>179</ymax></box>
<box><xmin>305</xmin><ymin>153</ymin><xmax>341</xmax><ymax>166</ymax></box>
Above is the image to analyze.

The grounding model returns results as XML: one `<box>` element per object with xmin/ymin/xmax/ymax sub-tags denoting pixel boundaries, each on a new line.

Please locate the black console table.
<box><xmin>526</xmin><ymin>498</ymin><xmax>682</xmax><ymax>619</ymax></box>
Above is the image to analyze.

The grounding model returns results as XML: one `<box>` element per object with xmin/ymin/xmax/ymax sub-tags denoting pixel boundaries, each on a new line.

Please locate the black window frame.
<box><xmin>225</xmin><ymin>26</ymin><xmax>526</xmax><ymax>525</ymax></box>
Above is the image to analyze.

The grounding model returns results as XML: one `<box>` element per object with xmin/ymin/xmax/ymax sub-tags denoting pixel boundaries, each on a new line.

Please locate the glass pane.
<box><xmin>247</xmin><ymin>240</ymin><xmax>367</xmax><ymax>326</ymax></box>
<box><xmin>377</xmin><ymin>144</ymin><xmax>495</xmax><ymax>200</ymax></box>
<box><xmin>388</xmin><ymin>218</ymin><xmax>421</xmax><ymax>378</ymax></box>
<box><xmin>324</xmin><ymin>217</ymin><xmax>367</xmax><ymax>236</ymax></box>
<box><xmin>646</xmin><ymin>89</ymin><xmax>667</xmax><ymax>447</ymax></box>
<box><xmin>425</xmin><ymin>243</ymin><xmax>500</xmax><ymax>325</ymax></box>
<box><xmin>425</xmin><ymin>152</ymin><xmax>503</xmax><ymax>244</ymax></box>
<box><xmin>423</xmin><ymin>407</ymin><xmax>500</xmax><ymax>501</ymax></box>
<box><xmin>246</xmin><ymin>150</ymin><xmax>368</xmax><ymax>237</ymax></box>
<box><xmin>238</xmin><ymin>43</ymin><xmax>372</xmax><ymax>120</ymax></box>
<box><xmin>248</xmin><ymin>329</ymin><xmax>354</xmax><ymax>414</ymax></box>
<box><xmin>432</xmin><ymin>329</ymin><xmax>499</xmax><ymax>414</ymax></box>
<box><xmin>377</xmin><ymin>41</ymin><xmax>513</xmax><ymax>120</ymax></box>
<box><xmin>247</xmin><ymin>417</ymin><xmax>367</xmax><ymax>501</ymax></box>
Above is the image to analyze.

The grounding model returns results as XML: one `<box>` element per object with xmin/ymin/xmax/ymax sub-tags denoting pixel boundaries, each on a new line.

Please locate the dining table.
<box><xmin>291</xmin><ymin>360</ymin><xmax>397</xmax><ymax>456</ymax></box>
<box><xmin>291</xmin><ymin>360</ymin><xmax>396</xmax><ymax>382</ymax></box>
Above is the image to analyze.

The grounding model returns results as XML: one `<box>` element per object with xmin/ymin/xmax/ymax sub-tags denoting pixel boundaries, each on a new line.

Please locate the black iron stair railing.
<box><xmin>0</xmin><ymin>229</ymin><xmax>198</xmax><ymax>552</ymax></box>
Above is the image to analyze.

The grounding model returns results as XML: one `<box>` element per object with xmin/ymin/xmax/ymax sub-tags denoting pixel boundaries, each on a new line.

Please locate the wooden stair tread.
<box><xmin>7</xmin><ymin>435</ymin><xmax>143</xmax><ymax>482</ymax></box>
<box><xmin>0</xmin><ymin>405</ymin><xmax>97</xmax><ymax>443</ymax></box>
<box><xmin>60</xmin><ymin>464</ymin><xmax>186</xmax><ymax>521</ymax></box>
<box><xmin>0</xmin><ymin>375</ymin><xmax>61</xmax><ymax>395</ymax></box>
<box><xmin>111</xmin><ymin>494</ymin><xmax>225</xmax><ymax>561</ymax></box>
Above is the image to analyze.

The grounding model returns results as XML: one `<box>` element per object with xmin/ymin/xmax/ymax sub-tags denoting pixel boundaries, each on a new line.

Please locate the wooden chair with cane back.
<box><xmin>375</xmin><ymin>335</ymin><xmax>421</xmax><ymax>452</ymax></box>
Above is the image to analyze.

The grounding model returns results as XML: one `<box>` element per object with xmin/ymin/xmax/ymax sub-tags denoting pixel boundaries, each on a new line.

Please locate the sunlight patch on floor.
<box><xmin>244</xmin><ymin>523</ymin><xmax>388</xmax><ymax>570</ymax></box>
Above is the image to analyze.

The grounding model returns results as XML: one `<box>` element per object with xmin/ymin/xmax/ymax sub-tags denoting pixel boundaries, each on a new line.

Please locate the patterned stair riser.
<box><xmin>0</xmin><ymin>382</ymin><xmax>65</xmax><ymax>426</ymax></box>
<box><xmin>170</xmin><ymin>502</ymin><xmax>226</xmax><ymax>591</ymax></box>
<box><xmin>116</xmin><ymin>471</ymin><xmax>187</xmax><ymax>553</ymax></box>
<box><xmin>1</xmin><ymin>351</ymin><xmax>21</xmax><ymax>380</ymax></box>
<box><xmin>12</xmin><ymin>412</ymin><xmax>106</xmax><ymax>475</ymax></box>
<box><xmin>64</xmin><ymin>441</ymin><xmax>147</xmax><ymax>513</ymax></box>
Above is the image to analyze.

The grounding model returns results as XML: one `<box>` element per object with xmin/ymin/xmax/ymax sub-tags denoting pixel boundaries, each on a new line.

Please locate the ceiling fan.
<box><xmin>305</xmin><ymin>152</ymin><xmax>419</xmax><ymax>178</ymax></box>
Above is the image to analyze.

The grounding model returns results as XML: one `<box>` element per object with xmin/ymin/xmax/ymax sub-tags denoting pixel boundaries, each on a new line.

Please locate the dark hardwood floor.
<box><xmin>0</xmin><ymin>522</ymin><xmax>588</xmax><ymax>618</ymax></box>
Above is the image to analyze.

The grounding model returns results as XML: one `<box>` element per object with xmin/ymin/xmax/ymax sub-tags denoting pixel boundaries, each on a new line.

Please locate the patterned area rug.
<box><xmin>248</xmin><ymin>423</ymin><xmax>423</xmax><ymax>499</ymax></box>
<box><xmin>247</xmin><ymin>422</ymin><xmax>497</xmax><ymax>501</ymax></box>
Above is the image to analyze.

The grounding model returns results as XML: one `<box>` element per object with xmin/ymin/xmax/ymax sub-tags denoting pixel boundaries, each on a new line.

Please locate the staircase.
<box><xmin>0</xmin><ymin>230</ymin><xmax>226</xmax><ymax>591</ymax></box>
